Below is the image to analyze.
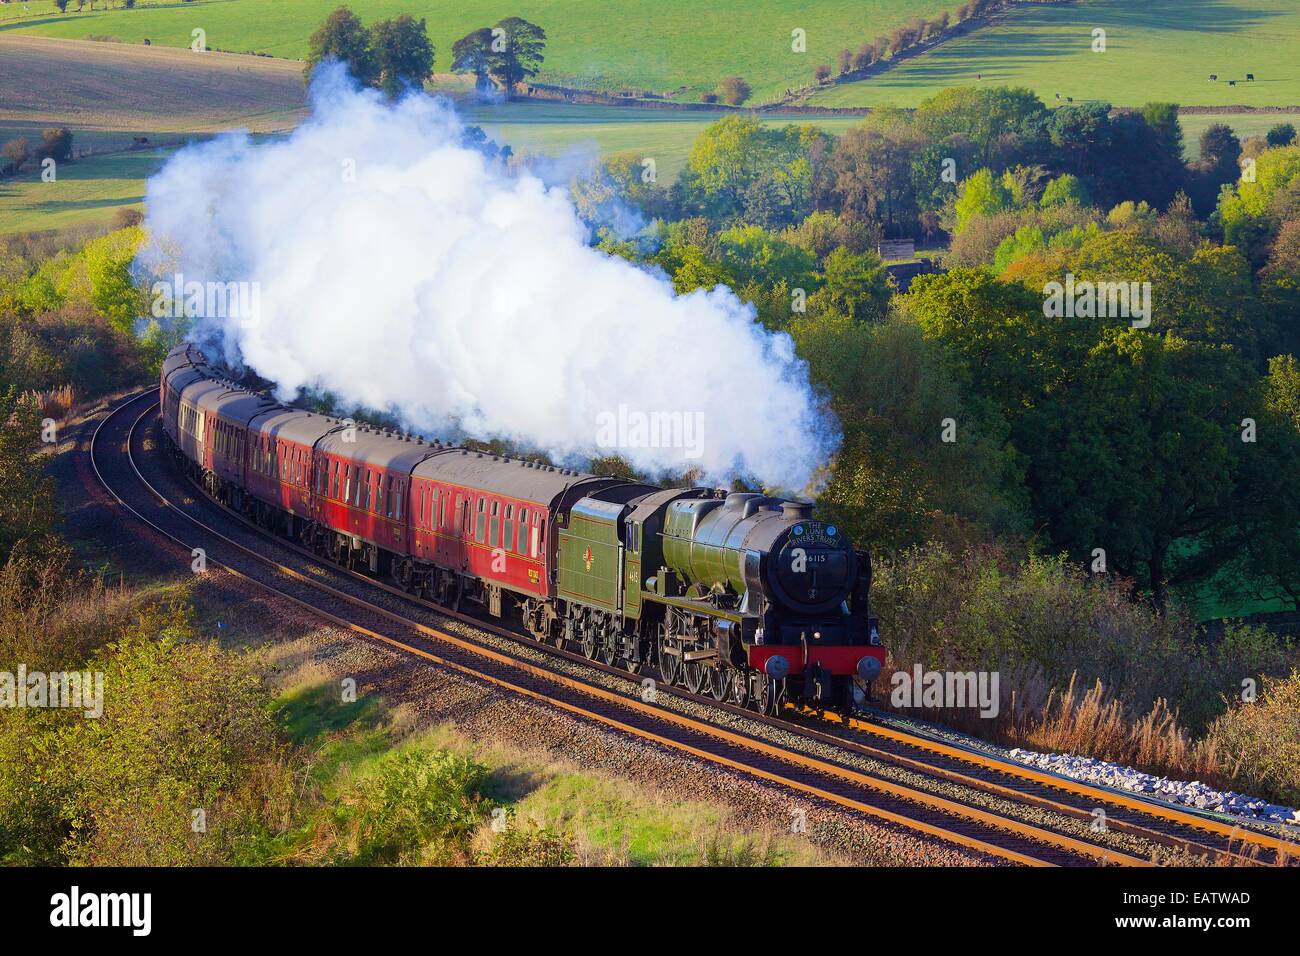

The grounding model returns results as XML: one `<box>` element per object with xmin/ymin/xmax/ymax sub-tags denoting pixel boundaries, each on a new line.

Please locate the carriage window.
<box><xmin>530</xmin><ymin>520</ymin><xmax>539</xmax><ymax>559</ymax></box>
<box><xmin>504</xmin><ymin>505</ymin><xmax>514</xmax><ymax>552</ymax></box>
<box><xmin>459</xmin><ymin>496</ymin><xmax>469</xmax><ymax>534</ymax></box>
<box><xmin>343</xmin><ymin>467</ymin><xmax>352</xmax><ymax>504</ymax></box>
<box><xmin>419</xmin><ymin>486</ymin><xmax>427</xmax><ymax>527</ymax></box>
<box><xmin>518</xmin><ymin>509</ymin><xmax>528</xmax><ymax>553</ymax></box>
<box><xmin>489</xmin><ymin>501</ymin><xmax>500</xmax><ymax>547</ymax></box>
<box><xmin>395</xmin><ymin>480</ymin><xmax>403</xmax><ymax>521</ymax></box>
<box><xmin>475</xmin><ymin>498</ymin><xmax>486</xmax><ymax>543</ymax></box>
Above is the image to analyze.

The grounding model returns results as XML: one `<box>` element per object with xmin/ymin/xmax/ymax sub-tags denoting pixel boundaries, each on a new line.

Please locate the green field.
<box><xmin>805</xmin><ymin>0</ymin><xmax>1300</xmax><ymax>108</ymax></box>
<box><xmin>0</xmin><ymin>0</ymin><xmax>953</xmax><ymax>104</ymax></box>
<box><xmin>0</xmin><ymin>150</ymin><xmax>170</xmax><ymax>234</ymax></box>
<box><xmin>1179</xmin><ymin>112</ymin><xmax>1297</xmax><ymax>158</ymax></box>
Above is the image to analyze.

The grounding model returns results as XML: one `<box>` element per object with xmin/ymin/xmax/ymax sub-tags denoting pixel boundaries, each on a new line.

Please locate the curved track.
<box><xmin>91</xmin><ymin>390</ymin><xmax>1300</xmax><ymax>867</ymax></box>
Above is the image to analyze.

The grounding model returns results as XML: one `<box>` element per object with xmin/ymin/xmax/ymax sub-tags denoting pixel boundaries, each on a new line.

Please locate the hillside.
<box><xmin>0</xmin><ymin>0</ymin><xmax>954</xmax><ymax>105</ymax></box>
<box><xmin>805</xmin><ymin>0</ymin><xmax>1300</xmax><ymax>108</ymax></box>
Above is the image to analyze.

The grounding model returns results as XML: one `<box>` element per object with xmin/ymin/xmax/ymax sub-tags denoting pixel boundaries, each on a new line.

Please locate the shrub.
<box><xmin>477</xmin><ymin>814</ymin><xmax>576</xmax><ymax>866</ymax></box>
<box><xmin>302</xmin><ymin>748</ymin><xmax>489</xmax><ymax>865</ymax></box>
<box><xmin>0</xmin><ymin>138</ymin><xmax>28</xmax><ymax>176</ymax></box>
<box><xmin>1203</xmin><ymin>670</ymin><xmax>1300</xmax><ymax>807</ymax></box>
<box><xmin>715</xmin><ymin>76</ymin><xmax>750</xmax><ymax>106</ymax></box>
<box><xmin>37</xmin><ymin>128</ymin><xmax>73</xmax><ymax>163</ymax></box>
<box><xmin>0</xmin><ymin>597</ymin><xmax>293</xmax><ymax>865</ymax></box>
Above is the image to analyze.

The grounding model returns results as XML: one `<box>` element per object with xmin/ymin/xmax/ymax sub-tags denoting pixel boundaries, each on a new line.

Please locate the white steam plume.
<box><xmin>137</xmin><ymin>64</ymin><xmax>839</xmax><ymax>491</ymax></box>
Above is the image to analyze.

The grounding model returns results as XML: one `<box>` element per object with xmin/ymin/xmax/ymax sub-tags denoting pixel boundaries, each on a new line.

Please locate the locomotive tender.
<box><xmin>160</xmin><ymin>345</ymin><xmax>883</xmax><ymax>714</ymax></box>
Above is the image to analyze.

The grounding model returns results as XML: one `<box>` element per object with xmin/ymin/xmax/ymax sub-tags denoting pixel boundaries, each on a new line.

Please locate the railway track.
<box><xmin>90</xmin><ymin>390</ymin><xmax>1300</xmax><ymax>867</ymax></box>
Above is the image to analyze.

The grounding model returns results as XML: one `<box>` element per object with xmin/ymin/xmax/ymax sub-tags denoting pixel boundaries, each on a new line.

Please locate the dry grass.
<box><xmin>1011</xmin><ymin>674</ymin><xmax>1211</xmax><ymax>779</ymax></box>
<box><xmin>21</xmin><ymin>385</ymin><xmax>76</xmax><ymax>421</ymax></box>
<box><xmin>0</xmin><ymin>550</ymin><xmax>137</xmax><ymax>669</ymax></box>
<box><xmin>873</xmin><ymin>545</ymin><xmax>1300</xmax><ymax>806</ymax></box>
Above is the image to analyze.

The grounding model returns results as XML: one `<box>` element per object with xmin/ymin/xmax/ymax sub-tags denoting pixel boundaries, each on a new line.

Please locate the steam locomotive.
<box><xmin>159</xmin><ymin>345</ymin><xmax>883</xmax><ymax>714</ymax></box>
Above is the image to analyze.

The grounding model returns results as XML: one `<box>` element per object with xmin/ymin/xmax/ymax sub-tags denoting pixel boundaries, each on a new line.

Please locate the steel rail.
<box><xmin>87</xmin><ymin>390</ymin><xmax>1160</xmax><ymax>867</ymax></box>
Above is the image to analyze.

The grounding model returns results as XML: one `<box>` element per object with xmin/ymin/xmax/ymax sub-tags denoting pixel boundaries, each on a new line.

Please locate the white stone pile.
<box><xmin>1008</xmin><ymin>748</ymin><xmax>1300</xmax><ymax>825</ymax></box>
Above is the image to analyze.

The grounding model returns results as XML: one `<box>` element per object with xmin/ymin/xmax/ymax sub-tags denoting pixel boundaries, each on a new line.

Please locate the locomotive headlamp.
<box><xmin>764</xmin><ymin>655</ymin><xmax>790</xmax><ymax>680</ymax></box>
<box><xmin>857</xmin><ymin>656</ymin><xmax>882</xmax><ymax>682</ymax></box>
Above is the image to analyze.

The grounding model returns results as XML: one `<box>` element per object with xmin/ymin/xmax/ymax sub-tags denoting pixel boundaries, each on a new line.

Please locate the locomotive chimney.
<box><xmin>781</xmin><ymin>501</ymin><xmax>813</xmax><ymax>520</ymax></box>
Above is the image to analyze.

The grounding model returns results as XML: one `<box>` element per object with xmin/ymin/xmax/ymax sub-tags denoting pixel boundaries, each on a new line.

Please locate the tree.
<box><xmin>814</xmin><ymin>63</ymin><xmax>832</xmax><ymax>84</ymax></box>
<box><xmin>793</xmin><ymin>310</ymin><xmax>1025</xmax><ymax>550</ymax></box>
<box><xmin>1141</xmin><ymin>102</ymin><xmax>1184</xmax><ymax>160</ymax></box>
<box><xmin>716</xmin><ymin>76</ymin><xmax>751</xmax><ymax>106</ymax></box>
<box><xmin>1267</xmin><ymin>123</ymin><xmax>1297</xmax><ymax>148</ymax></box>
<box><xmin>716</xmin><ymin>225</ymin><xmax>818</xmax><ymax>289</ymax></box>
<box><xmin>817</xmin><ymin>247</ymin><xmax>892</xmax><ymax>322</ymax></box>
<box><xmin>1039</xmin><ymin>173</ymin><xmax>1089</xmax><ymax>208</ymax></box>
<box><xmin>679</xmin><ymin>117</ymin><xmax>819</xmax><ymax>226</ymax></box>
<box><xmin>487</xmin><ymin>17</ymin><xmax>546</xmax><ymax>95</ymax></box>
<box><xmin>1200</xmin><ymin>123</ymin><xmax>1242</xmax><ymax>173</ymax></box>
<box><xmin>37</xmin><ymin>128</ymin><xmax>72</xmax><ymax>163</ymax></box>
<box><xmin>53</xmin><ymin>0</ymin><xmax>69</xmax><ymax>12</ymax></box>
<box><xmin>370</xmin><ymin>15</ymin><xmax>434</xmax><ymax>97</ymax></box>
<box><xmin>915</xmin><ymin>86</ymin><xmax>1047</xmax><ymax>167</ymax></box>
<box><xmin>305</xmin><ymin>5</ymin><xmax>376</xmax><ymax>85</ymax></box>
<box><xmin>451</xmin><ymin>28</ymin><xmax>495</xmax><ymax>94</ymax></box>
<box><xmin>1047</xmin><ymin>104</ymin><xmax>1183</xmax><ymax>209</ymax></box>
<box><xmin>953</xmin><ymin>168</ymin><xmax>1012</xmax><ymax>233</ymax></box>
<box><xmin>907</xmin><ymin>263</ymin><xmax>1289</xmax><ymax>607</ymax></box>
<box><xmin>1216</xmin><ymin>145</ymin><xmax>1300</xmax><ymax>265</ymax></box>
<box><xmin>0</xmin><ymin>138</ymin><xmax>28</xmax><ymax>176</ymax></box>
<box><xmin>823</xmin><ymin>112</ymin><xmax>923</xmax><ymax>236</ymax></box>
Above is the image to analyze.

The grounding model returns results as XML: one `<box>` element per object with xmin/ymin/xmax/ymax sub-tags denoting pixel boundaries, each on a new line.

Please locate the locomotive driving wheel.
<box><xmin>755</xmin><ymin>675</ymin><xmax>782</xmax><ymax>716</ymax></box>
<box><xmin>708</xmin><ymin>666</ymin><xmax>732</xmax><ymax>702</ymax></box>
<box><xmin>655</xmin><ymin>622</ymin><xmax>679</xmax><ymax>686</ymax></box>
<box><xmin>683</xmin><ymin>657</ymin><xmax>706</xmax><ymax>695</ymax></box>
<box><xmin>730</xmin><ymin>669</ymin><xmax>752</xmax><ymax>708</ymax></box>
<box><xmin>622</xmin><ymin>630</ymin><xmax>643</xmax><ymax>674</ymax></box>
<box><xmin>577</xmin><ymin>616</ymin><xmax>598</xmax><ymax>660</ymax></box>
